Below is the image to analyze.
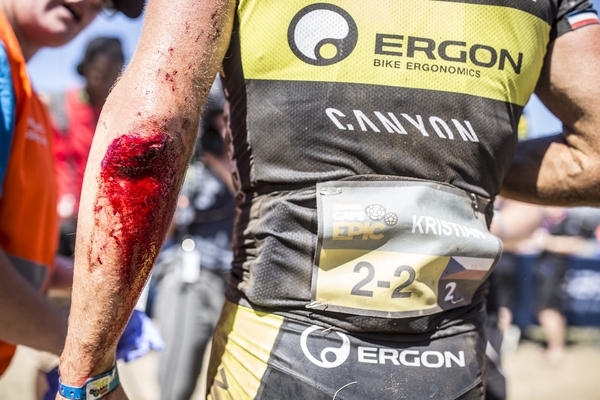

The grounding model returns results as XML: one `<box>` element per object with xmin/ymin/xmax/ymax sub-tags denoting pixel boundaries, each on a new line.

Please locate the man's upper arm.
<box><xmin>501</xmin><ymin>17</ymin><xmax>600</xmax><ymax>205</ymax></box>
<box><xmin>535</xmin><ymin>20</ymin><xmax>600</xmax><ymax>138</ymax></box>
<box><xmin>116</xmin><ymin>0</ymin><xmax>235</xmax><ymax>116</ymax></box>
<box><xmin>535</xmin><ymin>21</ymin><xmax>600</xmax><ymax>198</ymax></box>
<box><xmin>0</xmin><ymin>42</ymin><xmax>16</xmax><ymax>198</ymax></box>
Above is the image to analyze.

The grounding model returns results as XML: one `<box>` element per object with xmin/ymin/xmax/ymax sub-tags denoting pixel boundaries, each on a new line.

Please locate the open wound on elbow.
<box><xmin>102</xmin><ymin>133</ymin><xmax>169</xmax><ymax>179</ymax></box>
<box><xmin>95</xmin><ymin>132</ymin><xmax>178</xmax><ymax>269</ymax></box>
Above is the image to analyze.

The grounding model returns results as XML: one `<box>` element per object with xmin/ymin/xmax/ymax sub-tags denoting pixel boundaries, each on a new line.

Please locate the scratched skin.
<box><xmin>93</xmin><ymin>132</ymin><xmax>175</xmax><ymax>279</ymax></box>
<box><xmin>73</xmin><ymin>132</ymin><xmax>181</xmax><ymax>385</ymax></box>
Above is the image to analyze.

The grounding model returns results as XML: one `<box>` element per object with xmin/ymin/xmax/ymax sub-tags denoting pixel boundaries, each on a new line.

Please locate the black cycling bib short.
<box><xmin>207</xmin><ymin>0</ymin><xmax>597</xmax><ymax>398</ymax></box>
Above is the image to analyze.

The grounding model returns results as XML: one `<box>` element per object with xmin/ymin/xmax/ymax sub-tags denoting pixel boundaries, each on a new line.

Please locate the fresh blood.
<box><xmin>95</xmin><ymin>132</ymin><xmax>177</xmax><ymax>281</ymax></box>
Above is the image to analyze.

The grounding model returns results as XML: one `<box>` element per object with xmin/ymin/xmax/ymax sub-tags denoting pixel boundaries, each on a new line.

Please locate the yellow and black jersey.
<box><xmin>221</xmin><ymin>0</ymin><xmax>597</xmax><ymax>335</ymax></box>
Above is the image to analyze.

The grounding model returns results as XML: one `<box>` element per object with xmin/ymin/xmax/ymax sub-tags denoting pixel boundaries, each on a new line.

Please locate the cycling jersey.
<box><xmin>221</xmin><ymin>0</ymin><xmax>596</xmax><ymax>335</ymax></box>
<box><xmin>209</xmin><ymin>1</ymin><xmax>599</xmax><ymax>398</ymax></box>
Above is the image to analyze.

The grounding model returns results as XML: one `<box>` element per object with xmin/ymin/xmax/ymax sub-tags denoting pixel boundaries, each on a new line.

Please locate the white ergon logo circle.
<box><xmin>300</xmin><ymin>325</ymin><xmax>351</xmax><ymax>368</ymax></box>
<box><xmin>288</xmin><ymin>3</ymin><xmax>358</xmax><ymax>66</ymax></box>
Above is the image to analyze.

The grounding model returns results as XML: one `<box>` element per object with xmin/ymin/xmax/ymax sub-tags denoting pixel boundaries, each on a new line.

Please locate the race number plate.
<box><xmin>311</xmin><ymin>180</ymin><xmax>502</xmax><ymax>318</ymax></box>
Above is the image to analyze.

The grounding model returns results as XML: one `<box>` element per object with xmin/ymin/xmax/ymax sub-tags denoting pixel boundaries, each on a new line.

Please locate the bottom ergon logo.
<box><xmin>300</xmin><ymin>326</ymin><xmax>466</xmax><ymax>369</ymax></box>
<box><xmin>358</xmin><ymin>347</ymin><xmax>466</xmax><ymax>368</ymax></box>
<box><xmin>300</xmin><ymin>325</ymin><xmax>351</xmax><ymax>368</ymax></box>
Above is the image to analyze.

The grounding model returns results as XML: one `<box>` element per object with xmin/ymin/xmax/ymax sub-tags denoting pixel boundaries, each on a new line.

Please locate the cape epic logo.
<box><xmin>288</xmin><ymin>3</ymin><xmax>358</xmax><ymax>66</ymax></box>
<box><xmin>300</xmin><ymin>325</ymin><xmax>351</xmax><ymax>368</ymax></box>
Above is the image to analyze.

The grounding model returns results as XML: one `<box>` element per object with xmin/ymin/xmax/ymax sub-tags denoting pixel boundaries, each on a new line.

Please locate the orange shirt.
<box><xmin>54</xmin><ymin>89</ymin><xmax>100</xmax><ymax>217</ymax></box>
<box><xmin>0</xmin><ymin>11</ymin><xmax>58</xmax><ymax>375</ymax></box>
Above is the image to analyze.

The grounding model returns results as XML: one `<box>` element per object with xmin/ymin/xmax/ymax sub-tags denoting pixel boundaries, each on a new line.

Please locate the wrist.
<box><xmin>59</xmin><ymin>350</ymin><xmax>116</xmax><ymax>387</ymax></box>
<box><xmin>58</xmin><ymin>363</ymin><xmax>120</xmax><ymax>400</ymax></box>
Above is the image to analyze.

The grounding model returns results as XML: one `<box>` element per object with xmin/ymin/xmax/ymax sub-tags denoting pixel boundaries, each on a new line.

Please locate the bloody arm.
<box><xmin>57</xmin><ymin>0</ymin><xmax>235</xmax><ymax>385</ymax></box>
<box><xmin>501</xmin><ymin>25</ymin><xmax>600</xmax><ymax>206</ymax></box>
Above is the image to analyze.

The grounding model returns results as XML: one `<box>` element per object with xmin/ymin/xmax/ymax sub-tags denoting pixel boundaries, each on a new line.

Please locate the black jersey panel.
<box><xmin>221</xmin><ymin>13</ymin><xmax>254</xmax><ymax>194</ymax></box>
<box><xmin>226</xmin><ymin>185</ymin><xmax>491</xmax><ymax>334</ymax></box>
<box><xmin>243</xmin><ymin>80</ymin><xmax>521</xmax><ymax>198</ymax></box>
<box><xmin>550</xmin><ymin>0</ymin><xmax>598</xmax><ymax>39</ymax></box>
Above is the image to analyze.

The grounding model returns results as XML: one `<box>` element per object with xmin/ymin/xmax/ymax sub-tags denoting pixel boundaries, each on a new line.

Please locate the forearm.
<box><xmin>58</xmin><ymin>0</ymin><xmax>234</xmax><ymax>385</ymax></box>
<box><xmin>501</xmin><ymin>129</ymin><xmax>600</xmax><ymax>206</ymax></box>
<box><xmin>0</xmin><ymin>248</ymin><xmax>67</xmax><ymax>354</ymax></box>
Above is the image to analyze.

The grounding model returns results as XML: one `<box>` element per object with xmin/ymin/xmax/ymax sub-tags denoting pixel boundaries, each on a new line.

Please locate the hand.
<box><xmin>54</xmin><ymin>383</ymin><xmax>129</xmax><ymax>400</ymax></box>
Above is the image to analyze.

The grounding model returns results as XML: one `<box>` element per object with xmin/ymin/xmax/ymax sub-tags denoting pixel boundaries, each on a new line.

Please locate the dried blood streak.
<box><xmin>95</xmin><ymin>133</ymin><xmax>176</xmax><ymax>280</ymax></box>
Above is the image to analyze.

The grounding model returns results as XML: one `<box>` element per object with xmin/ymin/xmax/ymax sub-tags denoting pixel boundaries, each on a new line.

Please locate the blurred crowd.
<box><xmin>1</xmin><ymin>1</ymin><xmax>600</xmax><ymax>400</ymax></box>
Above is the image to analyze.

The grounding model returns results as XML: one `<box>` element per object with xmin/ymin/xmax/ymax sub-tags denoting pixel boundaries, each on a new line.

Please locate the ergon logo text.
<box><xmin>375</xmin><ymin>34</ymin><xmax>523</xmax><ymax>74</ymax></box>
<box><xmin>358</xmin><ymin>347</ymin><xmax>466</xmax><ymax>368</ymax></box>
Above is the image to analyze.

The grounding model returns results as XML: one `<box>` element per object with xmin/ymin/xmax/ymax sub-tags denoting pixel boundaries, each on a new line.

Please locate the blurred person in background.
<box><xmin>487</xmin><ymin>197</ymin><xmax>546</xmax><ymax>400</ymax></box>
<box><xmin>0</xmin><ymin>0</ymin><xmax>143</xmax><ymax>381</ymax></box>
<box><xmin>52</xmin><ymin>36</ymin><xmax>125</xmax><ymax>257</ymax></box>
<box><xmin>492</xmin><ymin>201</ymin><xmax>600</xmax><ymax>365</ymax></box>
<box><xmin>153</xmin><ymin>80</ymin><xmax>234</xmax><ymax>400</ymax></box>
<box><xmin>533</xmin><ymin>206</ymin><xmax>600</xmax><ymax>364</ymax></box>
<box><xmin>490</xmin><ymin>199</ymin><xmax>546</xmax><ymax>330</ymax></box>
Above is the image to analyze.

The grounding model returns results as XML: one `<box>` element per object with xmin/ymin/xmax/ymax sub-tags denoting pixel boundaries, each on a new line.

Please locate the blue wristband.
<box><xmin>58</xmin><ymin>364</ymin><xmax>120</xmax><ymax>400</ymax></box>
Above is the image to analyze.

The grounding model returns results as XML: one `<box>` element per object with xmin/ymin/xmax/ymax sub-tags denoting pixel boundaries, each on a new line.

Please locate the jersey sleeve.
<box><xmin>0</xmin><ymin>41</ymin><xmax>16</xmax><ymax>198</ymax></box>
<box><xmin>553</xmin><ymin>0</ymin><xmax>599</xmax><ymax>39</ymax></box>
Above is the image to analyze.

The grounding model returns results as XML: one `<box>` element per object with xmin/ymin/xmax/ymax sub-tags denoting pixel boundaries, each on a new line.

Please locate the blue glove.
<box><xmin>44</xmin><ymin>367</ymin><xmax>59</xmax><ymax>400</ymax></box>
<box><xmin>116</xmin><ymin>309</ymin><xmax>165</xmax><ymax>362</ymax></box>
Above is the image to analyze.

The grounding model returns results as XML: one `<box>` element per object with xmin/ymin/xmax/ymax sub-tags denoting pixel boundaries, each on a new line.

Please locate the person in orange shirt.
<box><xmin>0</xmin><ymin>0</ymin><xmax>144</xmax><ymax>376</ymax></box>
